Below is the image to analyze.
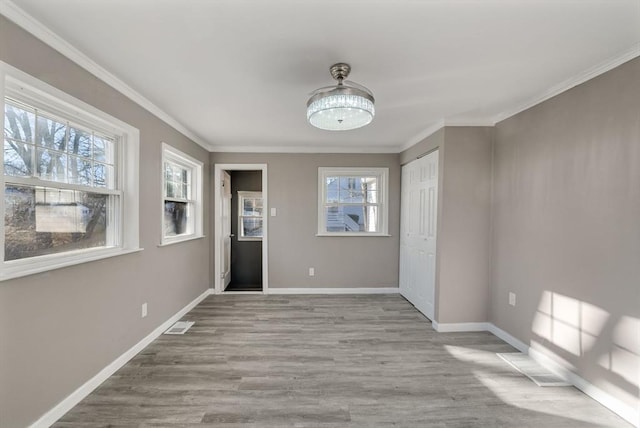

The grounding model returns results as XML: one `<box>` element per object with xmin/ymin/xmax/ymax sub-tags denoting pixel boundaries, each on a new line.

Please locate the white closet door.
<box><xmin>399</xmin><ymin>150</ymin><xmax>438</xmax><ymax>320</ymax></box>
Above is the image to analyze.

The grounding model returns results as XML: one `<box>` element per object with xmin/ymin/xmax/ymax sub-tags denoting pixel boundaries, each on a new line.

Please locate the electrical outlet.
<box><xmin>141</xmin><ymin>302</ymin><xmax>148</xmax><ymax>318</ymax></box>
<box><xmin>308</xmin><ymin>267</ymin><xmax>315</xmax><ymax>277</ymax></box>
<box><xmin>508</xmin><ymin>292</ymin><xmax>516</xmax><ymax>307</ymax></box>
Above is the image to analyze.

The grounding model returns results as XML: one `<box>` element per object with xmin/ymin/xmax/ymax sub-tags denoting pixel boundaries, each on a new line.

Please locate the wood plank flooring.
<box><xmin>54</xmin><ymin>294</ymin><xmax>630</xmax><ymax>427</ymax></box>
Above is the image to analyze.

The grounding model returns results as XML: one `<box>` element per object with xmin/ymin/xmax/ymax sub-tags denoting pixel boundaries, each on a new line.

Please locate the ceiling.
<box><xmin>3</xmin><ymin>0</ymin><xmax>639</xmax><ymax>152</ymax></box>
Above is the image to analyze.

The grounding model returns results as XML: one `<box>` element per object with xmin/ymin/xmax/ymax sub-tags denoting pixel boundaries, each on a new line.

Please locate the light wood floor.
<box><xmin>55</xmin><ymin>294</ymin><xmax>629</xmax><ymax>427</ymax></box>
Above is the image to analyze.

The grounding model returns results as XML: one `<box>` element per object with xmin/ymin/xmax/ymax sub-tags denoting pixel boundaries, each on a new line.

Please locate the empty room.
<box><xmin>0</xmin><ymin>1</ymin><xmax>638</xmax><ymax>427</ymax></box>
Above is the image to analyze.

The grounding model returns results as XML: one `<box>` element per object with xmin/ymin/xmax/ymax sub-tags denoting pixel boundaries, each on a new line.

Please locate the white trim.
<box><xmin>267</xmin><ymin>287</ymin><xmax>400</xmax><ymax>295</ymax></box>
<box><xmin>0</xmin><ymin>0</ymin><xmax>211</xmax><ymax>151</ymax></box>
<box><xmin>157</xmin><ymin>235</ymin><xmax>206</xmax><ymax>247</ymax></box>
<box><xmin>160</xmin><ymin>143</ymin><xmax>204</xmax><ymax>246</ymax></box>
<box><xmin>0</xmin><ymin>247</ymin><xmax>143</xmax><ymax>281</ymax></box>
<box><xmin>208</xmin><ymin>144</ymin><xmax>400</xmax><ymax>154</ymax></box>
<box><xmin>492</xmin><ymin>44</ymin><xmax>640</xmax><ymax>124</ymax></box>
<box><xmin>486</xmin><ymin>323</ymin><xmax>529</xmax><ymax>353</ymax></box>
<box><xmin>317</xmin><ymin>167</ymin><xmax>389</xmax><ymax>236</ymax></box>
<box><xmin>1</xmin><ymin>62</ymin><xmax>141</xmax><ymax>280</ymax></box>
<box><xmin>237</xmin><ymin>191</ymin><xmax>263</xmax><ymax>241</ymax></box>
<box><xmin>432</xmin><ymin>321</ymin><xmax>490</xmax><ymax>333</ymax></box>
<box><xmin>213</xmin><ymin>164</ymin><xmax>268</xmax><ymax>294</ymax></box>
<box><xmin>399</xmin><ymin>120</ymin><xmax>445</xmax><ymax>152</ymax></box>
<box><xmin>29</xmin><ymin>288</ymin><xmax>213</xmax><ymax>428</ymax></box>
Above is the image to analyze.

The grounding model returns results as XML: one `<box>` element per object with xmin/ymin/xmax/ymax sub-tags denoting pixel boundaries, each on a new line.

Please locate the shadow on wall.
<box><xmin>531</xmin><ymin>290</ymin><xmax>639</xmax><ymax>409</ymax></box>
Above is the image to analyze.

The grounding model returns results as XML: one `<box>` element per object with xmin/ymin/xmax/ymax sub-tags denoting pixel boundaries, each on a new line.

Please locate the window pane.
<box><xmin>325</xmin><ymin>205</ymin><xmax>378</xmax><ymax>232</ymax></box>
<box><xmin>68</xmin><ymin>155</ymin><xmax>92</xmax><ymax>185</ymax></box>
<box><xmin>243</xmin><ymin>198</ymin><xmax>263</xmax><ymax>216</ymax></box>
<box><xmin>164</xmin><ymin>201</ymin><xmax>189</xmax><ymax>236</ymax></box>
<box><xmin>4</xmin><ymin>103</ymin><xmax>35</xmax><ymax>143</ymax></box>
<box><xmin>37</xmin><ymin>148</ymin><xmax>67</xmax><ymax>182</ymax></box>
<box><xmin>242</xmin><ymin>217</ymin><xmax>263</xmax><ymax>238</ymax></box>
<box><xmin>4</xmin><ymin>185</ymin><xmax>109</xmax><ymax>261</ymax></box>
<box><xmin>68</xmin><ymin>127</ymin><xmax>92</xmax><ymax>158</ymax></box>
<box><xmin>94</xmin><ymin>135</ymin><xmax>114</xmax><ymax>164</ymax></box>
<box><xmin>326</xmin><ymin>177</ymin><xmax>339</xmax><ymax>202</ymax></box>
<box><xmin>4</xmin><ymin>139</ymin><xmax>32</xmax><ymax>176</ymax></box>
<box><xmin>93</xmin><ymin>163</ymin><xmax>113</xmax><ymax>189</ymax></box>
<box><xmin>337</xmin><ymin>176</ymin><xmax>377</xmax><ymax>203</ymax></box>
<box><xmin>36</xmin><ymin>115</ymin><xmax>67</xmax><ymax>150</ymax></box>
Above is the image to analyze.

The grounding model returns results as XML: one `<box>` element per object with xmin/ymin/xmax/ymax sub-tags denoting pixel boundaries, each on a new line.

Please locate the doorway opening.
<box><xmin>214</xmin><ymin>164</ymin><xmax>268</xmax><ymax>294</ymax></box>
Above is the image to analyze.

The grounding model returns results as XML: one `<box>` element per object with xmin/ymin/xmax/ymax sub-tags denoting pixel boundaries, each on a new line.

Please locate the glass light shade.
<box><xmin>307</xmin><ymin>88</ymin><xmax>375</xmax><ymax>131</ymax></box>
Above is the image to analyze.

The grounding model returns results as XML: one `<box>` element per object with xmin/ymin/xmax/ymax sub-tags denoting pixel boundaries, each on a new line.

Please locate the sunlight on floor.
<box><xmin>444</xmin><ymin>344</ymin><xmax>615</xmax><ymax>426</ymax></box>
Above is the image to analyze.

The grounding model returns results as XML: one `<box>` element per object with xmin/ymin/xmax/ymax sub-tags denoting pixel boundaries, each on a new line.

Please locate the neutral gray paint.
<box><xmin>399</xmin><ymin>127</ymin><xmax>493</xmax><ymax>324</ymax></box>
<box><xmin>210</xmin><ymin>153</ymin><xmax>401</xmax><ymax>289</ymax></box>
<box><xmin>0</xmin><ymin>17</ymin><xmax>211</xmax><ymax>427</ymax></box>
<box><xmin>490</xmin><ymin>57</ymin><xmax>640</xmax><ymax>410</ymax></box>
<box><xmin>230</xmin><ymin>170</ymin><xmax>262</xmax><ymax>287</ymax></box>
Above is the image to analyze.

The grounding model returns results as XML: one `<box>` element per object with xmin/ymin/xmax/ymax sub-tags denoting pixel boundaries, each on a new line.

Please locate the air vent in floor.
<box><xmin>497</xmin><ymin>352</ymin><xmax>571</xmax><ymax>387</ymax></box>
<box><xmin>164</xmin><ymin>321</ymin><xmax>195</xmax><ymax>335</ymax></box>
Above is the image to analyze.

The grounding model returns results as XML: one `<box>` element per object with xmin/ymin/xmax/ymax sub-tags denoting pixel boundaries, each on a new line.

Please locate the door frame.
<box><xmin>213</xmin><ymin>163</ymin><xmax>268</xmax><ymax>294</ymax></box>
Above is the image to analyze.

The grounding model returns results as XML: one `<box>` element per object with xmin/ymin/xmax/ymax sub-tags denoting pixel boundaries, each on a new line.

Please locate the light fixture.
<box><xmin>307</xmin><ymin>63</ymin><xmax>375</xmax><ymax>131</ymax></box>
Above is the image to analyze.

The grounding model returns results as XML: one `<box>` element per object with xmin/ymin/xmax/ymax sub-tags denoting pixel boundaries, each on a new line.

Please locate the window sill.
<box><xmin>315</xmin><ymin>233</ymin><xmax>392</xmax><ymax>237</ymax></box>
<box><xmin>158</xmin><ymin>234</ymin><xmax>206</xmax><ymax>247</ymax></box>
<box><xmin>0</xmin><ymin>247</ymin><xmax>144</xmax><ymax>282</ymax></box>
<box><xmin>237</xmin><ymin>237</ymin><xmax>263</xmax><ymax>242</ymax></box>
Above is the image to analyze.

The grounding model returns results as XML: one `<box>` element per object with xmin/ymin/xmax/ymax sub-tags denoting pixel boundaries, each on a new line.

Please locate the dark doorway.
<box><xmin>227</xmin><ymin>170</ymin><xmax>262</xmax><ymax>291</ymax></box>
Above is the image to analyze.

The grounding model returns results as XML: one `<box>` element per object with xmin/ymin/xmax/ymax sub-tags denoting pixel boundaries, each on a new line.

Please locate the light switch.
<box><xmin>270</xmin><ymin>208</ymin><xmax>277</xmax><ymax>217</ymax></box>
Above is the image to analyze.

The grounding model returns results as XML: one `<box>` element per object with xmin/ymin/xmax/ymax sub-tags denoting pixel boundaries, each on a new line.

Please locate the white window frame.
<box><xmin>237</xmin><ymin>191</ymin><xmax>263</xmax><ymax>241</ymax></box>
<box><xmin>317</xmin><ymin>167</ymin><xmax>390</xmax><ymax>236</ymax></box>
<box><xmin>160</xmin><ymin>143</ymin><xmax>203</xmax><ymax>246</ymax></box>
<box><xmin>0</xmin><ymin>62</ymin><xmax>141</xmax><ymax>281</ymax></box>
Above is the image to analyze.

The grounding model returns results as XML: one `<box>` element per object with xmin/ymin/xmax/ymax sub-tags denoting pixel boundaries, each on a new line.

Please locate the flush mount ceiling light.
<box><xmin>307</xmin><ymin>63</ymin><xmax>375</xmax><ymax>131</ymax></box>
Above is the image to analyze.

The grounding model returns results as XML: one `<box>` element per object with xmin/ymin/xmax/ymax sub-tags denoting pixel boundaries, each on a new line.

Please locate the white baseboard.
<box><xmin>487</xmin><ymin>323</ymin><xmax>639</xmax><ymax>427</ymax></box>
<box><xmin>486</xmin><ymin>323</ymin><xmax>529</xmax><ymax>353</ymax></box>
<box><xmin>30</xmin><ymin>288</ymin><xmax>213</xmax><ymax>428</ymax></box>
<box><xmin>432</xmin><ymin>321</ymin><xmax>490</xmax><ymax>332</ymax></box>
<box><xmin>267</xmin><ymin>287</ymin><xmax>400</xmax><ymax>295</ymax></box>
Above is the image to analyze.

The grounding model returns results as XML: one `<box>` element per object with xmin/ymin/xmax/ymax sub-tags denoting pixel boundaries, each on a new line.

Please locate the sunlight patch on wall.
<box><xmin>600</xmin><ymin>315</ymin><xmax>640</xmax><ymax>386</ymax></box>
<box><xmin>532</xmin><ymin>290</ymin><xmax>610</xmax><ymax>357</ymax></box>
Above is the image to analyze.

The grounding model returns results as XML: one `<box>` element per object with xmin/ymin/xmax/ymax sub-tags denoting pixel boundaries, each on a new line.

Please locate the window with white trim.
<box><xmin>318</xmin><ymin>167</ymin><xmax>389</xmax><ymax>236</ymax></box>
<box><xmin>1</xmin><ymin>63</ymin><xmax>140</xmax><ymax>280</ymax></box>
<box><xmin>161</xmin><ymin>143</ymin><xmax>203</xmax><ymax>245</ymax></box>
<box><xmin>238</xmin><ymin>191</ymin><xmax>263</xmax><ymax>240</ymax></box>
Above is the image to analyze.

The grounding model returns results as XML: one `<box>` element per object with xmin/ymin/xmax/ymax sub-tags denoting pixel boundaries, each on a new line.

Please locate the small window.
<box><xmin>238</xmin><ymin>191</ymin><xmax>263</xmax><ymax>240</ymax></box>
<box><xmin>318</xmin><ymin>167</ymin><xmax>389</xmax><ymax>236</ymax></box>
<box><xmin>161</xmin><ymin>143</ymin><xmax>203</xmax><ymax>245</ymax></box>
<box><xmin>1</xmin><ymin>63</ymin><xmax>140</xmax><ymax>280</ymax></box>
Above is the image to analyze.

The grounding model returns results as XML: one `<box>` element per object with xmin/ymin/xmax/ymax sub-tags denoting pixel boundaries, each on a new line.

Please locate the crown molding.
<box><xmin>208</xmin><ymin>144</ymin><xmax>400</xmax><ymax>154</ymax></box>
<box><xmin>0</xmin><ymin>0</ymin><xmax>213</xmax><ymax>151</ymax></box>
<box><xmin>492</xmin><ymin>44</ymin><xmax>640</xmax><ymax>124</ymax></box>
<box><xmin>399</xmin><ymin>120</ymin><xmax>446</xmax><ymax>152</ymax></box>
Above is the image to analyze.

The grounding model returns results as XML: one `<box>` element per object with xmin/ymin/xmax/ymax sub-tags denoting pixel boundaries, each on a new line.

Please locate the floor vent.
<box><xmin>164</xmin><ymin>321</ymin><xmax>195</xmax><ymax>335</ymax></box>
<box><xmin>497</xmin><ymin>352</ymin><xmax>571</xmax><ymax>387</ymax></box>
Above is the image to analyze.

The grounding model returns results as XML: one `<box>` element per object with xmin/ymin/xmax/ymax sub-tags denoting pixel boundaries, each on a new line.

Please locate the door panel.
<box><xmin>399</xmin><ymin>150</ymin><xmax>438</xmax><ymax>320</ymax></box>
<box><xmin>221</xmin><ymin>171</ymin><xmax>232</xmax><ymax>288</ymax></box>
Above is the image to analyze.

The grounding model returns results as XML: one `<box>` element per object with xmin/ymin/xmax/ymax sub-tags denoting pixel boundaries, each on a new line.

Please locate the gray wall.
<box><xmin>230</xmin><ymin>170</ymin><xmax>262</xmax><ymax>286</ymax></box>
<box><xmin>0</xmin><ymin>17</ymin><xmax>211</xmax><ymax>427</ymax></box>
<box><xmin>400</xmin><ymin>127</ymin><xmax>493</xmax><ymax>324</ymax></box>
<box><xmin>491</xmin><ymin>57</ymin><xmax>640</xmax><ymax>409</ymax></box>
<box><xmin>211</xmin><ymin>153</ymin><xmax>401</xmax><ymax>288</ymax></box>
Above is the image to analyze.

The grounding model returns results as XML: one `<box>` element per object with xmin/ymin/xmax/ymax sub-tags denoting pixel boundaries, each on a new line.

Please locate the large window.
<box><xmin>1</xmin><ymin>62</ymin><xmax>140</xmax><ymax>280</ymax></box>
<box><xmin>317</xmin><ymin>167</ymin><xmax>389</xmax><ymax>236</ymax></box>
<box><xmin>238</xmin><ymin>191</ymin><xmax>263</xmax><ymax>240</ymax></box>
<box><xmin>161</xmin><ymin>143</ymin><xmax>203</xmax><ymax>245</ymax></box>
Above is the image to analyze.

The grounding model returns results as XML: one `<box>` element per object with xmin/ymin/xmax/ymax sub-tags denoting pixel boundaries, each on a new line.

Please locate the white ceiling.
<box><xmin>3</xmin><ymin>0</ymin><xmax>639</xmax><ymax>152</ymax></box>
